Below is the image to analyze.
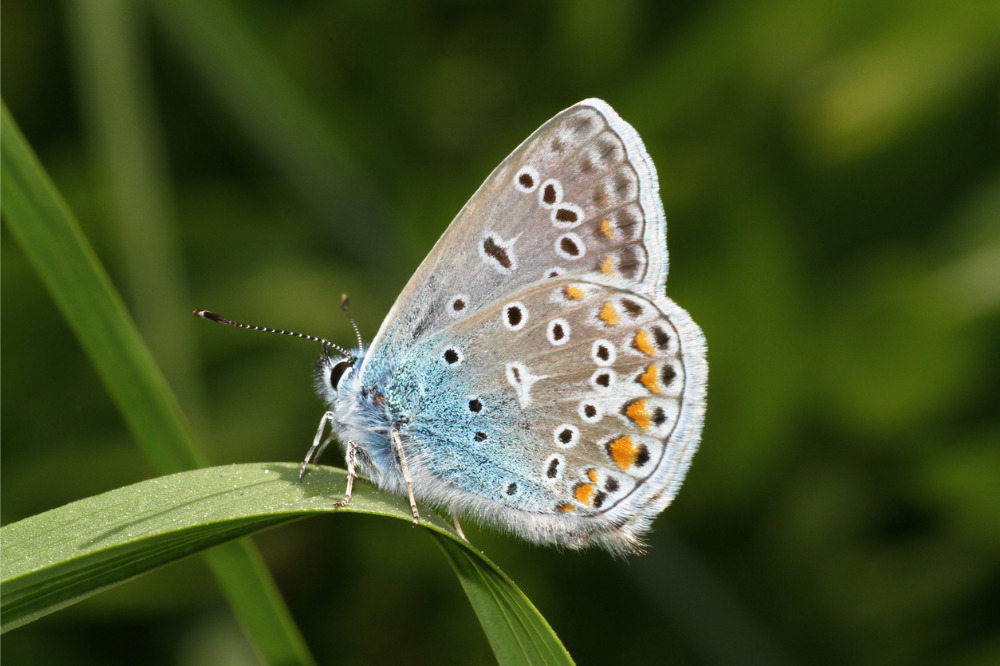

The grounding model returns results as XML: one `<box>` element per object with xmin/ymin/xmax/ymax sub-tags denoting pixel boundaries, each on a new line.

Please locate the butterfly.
<box><xmin>197</xmin><ymin>99</ymin><xmax>707</xmax><ymax>553</ymax></box>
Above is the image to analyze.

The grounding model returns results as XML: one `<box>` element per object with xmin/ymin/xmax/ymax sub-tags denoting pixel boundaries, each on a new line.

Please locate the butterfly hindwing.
<box><xmin>363</xmin><ymin>99</ymin><xmax>670</xmax><ymax>380</ymax></box>
<box><xmin>382</xmin><ymin>278</ymin><xmax>706</xmax><ymax>550</ymax></box>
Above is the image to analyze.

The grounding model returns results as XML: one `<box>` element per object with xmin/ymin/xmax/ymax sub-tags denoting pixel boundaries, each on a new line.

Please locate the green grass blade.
<box><xmin>0</xmin><ymin>100</ymin><xmax>203</xmax><ymax>473</ymax></box>
<box><xmin>0</xmin><ymin>464</ymin><xmax>573</xmax><ymax>666</ymax></box>
<box><xmin>434</xmin><ymin>536</ymin><xmax>575</xmax><ymax>665</ymax></box>
<box><xmin>0</xmin><ymin>101</ymin><xmax>314</xmax><ymax>665</ymax></box>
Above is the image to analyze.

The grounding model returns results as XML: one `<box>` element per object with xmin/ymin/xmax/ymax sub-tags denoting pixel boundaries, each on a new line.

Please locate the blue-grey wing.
<box><xmin>382</xmin><ymin>278</ymin><xmax>707</xmax><ymax>551</ymax></box>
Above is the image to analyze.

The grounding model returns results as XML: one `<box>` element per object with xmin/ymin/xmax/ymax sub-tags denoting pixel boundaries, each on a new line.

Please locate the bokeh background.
<box><xmin>3</xmin><ymin>1</ymin><xmax>999</xmax><ymax>664</ymax></box>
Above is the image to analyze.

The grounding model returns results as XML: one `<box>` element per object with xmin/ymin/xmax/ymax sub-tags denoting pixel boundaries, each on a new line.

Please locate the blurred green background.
<box><xmin>3</xmin><ymin>0</ymin><xmax>999</xmax><ymax>664</ymax></box>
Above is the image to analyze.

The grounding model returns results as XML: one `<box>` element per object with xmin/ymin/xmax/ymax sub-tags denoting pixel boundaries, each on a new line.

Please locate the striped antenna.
<box><xmin>340</xmin><ymin>294</ymin><xmax>364</xmax><ymax>350</ymax></box>
<box><xmin>193</xmin><ymin>309</ymin><xmax>351</xmax><ymax>357</ymax></box>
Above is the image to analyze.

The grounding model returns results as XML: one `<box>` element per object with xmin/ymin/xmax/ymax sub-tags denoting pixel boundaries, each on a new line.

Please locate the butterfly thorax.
<box><xmin>315</xmin><ymin>347</ymin><xmax>404</xmax><ymax>489</ymax></box>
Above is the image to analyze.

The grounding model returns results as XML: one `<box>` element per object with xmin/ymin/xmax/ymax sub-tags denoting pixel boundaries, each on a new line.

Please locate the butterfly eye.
<box><xmin>328</xmin><ymin>360</ymin><xmax>351</xmax><ymax>390</ymax></box>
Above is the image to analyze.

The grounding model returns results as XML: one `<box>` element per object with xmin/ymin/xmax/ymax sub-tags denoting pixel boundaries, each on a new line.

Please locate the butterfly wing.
<box><xmin>383</xmin><ymin>278</ymin><xmax>706</xmax><ymax>551</ymax></box>
<box><xmin>362</xmin><ymin>99</ymin><xmax>671</xmax><ymax>382</ymax></box>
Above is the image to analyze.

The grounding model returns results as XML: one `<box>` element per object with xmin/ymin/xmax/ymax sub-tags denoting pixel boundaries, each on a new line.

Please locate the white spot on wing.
<box><xmin>506</xmin><ymin>362</ymin><xmax>546</xmax><ymax>408</ymax></box>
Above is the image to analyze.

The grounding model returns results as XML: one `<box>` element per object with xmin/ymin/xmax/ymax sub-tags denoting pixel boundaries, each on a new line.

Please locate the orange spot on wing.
<box><xmin>599</xmin><ymin>217</ymin><xmax>614</xmax><ymax>240</ymax></box>
<box><xmin>599</xmin><ymin>302</ymin><xmax>620</xmax><ymax>326</ymax></box>
<box><xmin>574</xmin><ymin>483</ymin><xmax>596</xmax><ymax>506</ymax></box>
<box><xmin>557</xmin><ymin>503</ymin><xmax>575</xmax><ymax>513</ymax></box>
<box><xmin>625</xmin><ymin>399</ymin><xmax>652</xmax><ymax>430</ymax></box>
<box><xmin>564</xmin><ymin>285</ymin><xmax>585</xmax><ymax>300</ymax></box>
<box><xmin>586</xmin><ymin>468</ymin><xmax>599</xmax><ymax>483</ymax></box>
<box><xmin>607</xmin><ymin>436</ymin><xmax>639</xmax><ymax>470</ymax></box>
<box><xmin>633</xmin><ymin>330</ymin><xmax>655</xmax><ymax>356</ymax></box>
<box><xmin>600</xmin><ymin>255</ymin><xmax>615</xmax><ymax>275</ymax></box>
<box><xmin>639</xmin><ymin>365</ymin><xmax>662</xmax><ymax>393</ymax></box>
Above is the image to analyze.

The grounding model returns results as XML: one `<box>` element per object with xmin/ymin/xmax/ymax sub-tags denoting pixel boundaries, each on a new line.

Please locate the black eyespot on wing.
<box><xmin>555</xmin><ymin>208</ymin><xmax>578</xmax><ymax>223</ymax></box>
<box><xmin>518</xmin><ymin>172</ymin><xmax>534</xmax><ymax>189</ymax></box>
<box><xmin>605</xmin><ymin>477</ymin><xmax>620</xmax><ymax>493</ymax></box>
<box><xmin>552</xmin><ymin>323</ymin><xmax>565</xmax><ymax>340</ymax></box>
<box><xmin>468</xmin><ymin>398</ymin><xmax>483</xmax><ymax>413</ymax></box>
<box><xmin>620</xmin><ymin>298</ymin><xmax>643</xmax><ymax>318</ymax></box>
<box><xmin>443</xmin><ymin>349</ymin><xmax>460</xmax><ymax>364</ymax></box>
<box><xmin>452</xmin><ymin>298</ymin><xmax>466</xmax><ymax>311</ymax></box>
<box><xmin>557</xmin><ymin>428</ymin><xmax>573</xmax><ymax>444</ymax></box>
<box><xmin>329</xmin><ymin>360</ymin><xmax>351</xmax><ymax>389</ymax></box>
<box><xmin>506</xmin><ymin>305</ymin><xmax>522</xmax><ymax>327</ymax></box>
<box><xmin>595</xmin><ymin>373</ymin><xmax>611</xmax><ymax>388</ymax></box>
<box><xmin>652</xmin><ymin>326</ymin><xmax>671</xmax><ymax>350</ymax></box>
<box><xmin>559</xmin><ymin>236</ymin><xmax>581</xmax><ymax>257</ymax></box>
<box><xmin>593</xmin><ymin>491</ymin><xmax>607</xmax><ymax>509</ymax></box>
<box><xmin>543</xmin><ymin>183</ymin><xmax>558</xmax><ymax>205</ymax></box>
<box><xmin>584</xmin><ymin>404</ymin><xmax>598</xmax><ymax>418</ymax></box>
<box><xmin>546</xmin><ymin>458</ymin><xmax>560</xmax><ymax>478</ymax></box>
<box><xmin>482</xmin><ymin>237</ymin><xmax>512</xmax><ymax>269</ymax></box>
<box><xmin>661</xmin><ymin>365</ymin><xmax>676</xmax><ymax>386</ymax></box>
<box><xmin>595</xmin><ymin>344</ymin><xmax>610</xmax><ymax>361</ymax></box>
<box><xmin>506</xmin><ymin>482</ymin><xmax>517</xmax><ymax>495</ymax></box>
<box><xmin>652</xmin><ymin>407</ymin><xmax>667</xmax><ymax>426</ymax></box>
<box><xmin>474</xmin><ymin>432</ymin><xmax>488</xmax><ymax>442</ymax></box>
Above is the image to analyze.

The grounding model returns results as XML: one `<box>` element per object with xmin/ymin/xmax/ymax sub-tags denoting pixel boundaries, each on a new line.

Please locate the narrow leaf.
<box><xmin>1</xmin><ymin>100</ymin><xmax>313</xmax><ymax>665</ymax></box>
<box><xmin>1</xmin><ymin>463</ymin><xmax>574</xmax><ymax>665</ymax></box>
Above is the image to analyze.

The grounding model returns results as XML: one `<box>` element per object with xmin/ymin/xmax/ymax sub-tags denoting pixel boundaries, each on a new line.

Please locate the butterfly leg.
<box><xmin>389</xmin><ymin>429</ymin><xmax>420</xmax><ymax>526</ymax></box>
<box><xmin>299</xmin><ymin>411</ymin><xmax>335</xmax><ymax>480</ymax></box>
<box><xmin>332</xmin><ymin>440</ymin><xmax>357</xmax><ymax>508</ymax></box>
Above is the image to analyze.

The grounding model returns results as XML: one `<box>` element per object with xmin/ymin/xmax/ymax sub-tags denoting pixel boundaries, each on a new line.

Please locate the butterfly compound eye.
<box><xmin>329</xmin><ymin>360</ymin><xmax>351</xmax><ymax>389</ymax></box>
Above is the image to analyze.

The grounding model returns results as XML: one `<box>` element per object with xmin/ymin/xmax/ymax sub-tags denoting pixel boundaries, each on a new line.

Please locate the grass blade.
<box><xmin>435</xmin><ymin>535</ymin><xmax>574</xmax><ymax>665</ymax></box>
<box><xmin>1</xmin><ymin>100</ymin><xmax>314</xmax><ymax>665</ymax></box>
<box><xmin>0</xmin><ymin>463</ymin><xmax>573</xmax><ymax>666</ymax></box>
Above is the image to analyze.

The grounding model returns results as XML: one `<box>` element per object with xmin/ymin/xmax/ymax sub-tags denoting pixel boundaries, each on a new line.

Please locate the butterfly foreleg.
<box><xmin>389</xmin><ymin>428</ymin><xmax>420</xmax><ymax>526</ymax></box>
<box><xmin>299</xmin><ymin>410</ymin><xmax>336</xmax><ymax>480</ymax></box>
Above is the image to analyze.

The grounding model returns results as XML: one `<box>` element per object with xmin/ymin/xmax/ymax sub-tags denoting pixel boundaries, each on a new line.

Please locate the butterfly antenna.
<box><xmin>193</xmin><ymin>309</ymin><xmax>351</xmax><ymax>357</ymax></box>
<box><xmin>340</xmin><ymin>294</ymin><xmax>364</xmax><ymax>350</ymax></box>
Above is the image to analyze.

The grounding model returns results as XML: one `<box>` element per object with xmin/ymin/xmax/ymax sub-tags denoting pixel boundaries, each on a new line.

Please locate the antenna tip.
<box><xmin>194</xmin><ymin>309</ymin><xmax>223</xmax><ymax>323</ymax></box>
<box><xmin>340</xmin><ymin>293</ymin><xmax>350</xmax><ymax>311</ymax></box>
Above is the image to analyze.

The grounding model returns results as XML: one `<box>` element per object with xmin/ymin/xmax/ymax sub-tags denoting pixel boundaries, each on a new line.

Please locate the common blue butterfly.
<box><xmin>197</xmin><ymin>99</ymin><xmax>707</xmax><ymax>553</ymax></box>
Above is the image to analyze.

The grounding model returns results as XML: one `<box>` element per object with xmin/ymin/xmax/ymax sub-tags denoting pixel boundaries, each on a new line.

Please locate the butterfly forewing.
<box><xmin>363</xmin><ymin>100</ymin><xmax>670</xmax><ymax>379</ymax></box>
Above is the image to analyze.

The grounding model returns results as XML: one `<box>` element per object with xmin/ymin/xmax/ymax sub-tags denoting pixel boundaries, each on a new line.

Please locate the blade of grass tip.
<box><xmin>0</xmin><ymin>102</ymin><xmax>315</xmax><ymax>666</ymax></box>
<box><xmin>66</xmin><ymin>0</ymin><xmax>207</xmax><ymax>429</ymax></box>
<box><xmin>433</xmin><ymin>535</ymin><xmax>575</xmax><ymax>666</ymax></box>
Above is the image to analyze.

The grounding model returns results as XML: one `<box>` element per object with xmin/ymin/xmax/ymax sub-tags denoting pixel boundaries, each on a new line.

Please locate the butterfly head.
<box><xmin>314</xmin><ymin>345</ymin><xmax>367</xmax><ymax>404</ymax></box>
